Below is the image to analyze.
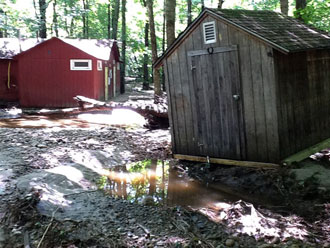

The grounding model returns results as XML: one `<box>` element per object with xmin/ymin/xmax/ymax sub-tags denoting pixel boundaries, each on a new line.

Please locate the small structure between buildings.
<box><xmin>155</xmin><ymin>8</ymin><xmax>330</xmax><ymax>164</ymax></box>
<box><xmin>0</xmin><ymin>37</ymin><xmax>121</xmax><ymax>108</ymax></box>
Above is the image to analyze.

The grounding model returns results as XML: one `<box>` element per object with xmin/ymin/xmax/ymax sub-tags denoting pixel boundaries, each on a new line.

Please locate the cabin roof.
<box><xmin>0</xmin><ymin>37</ymin><xmax>118</xmax><ymax>60</ymax></box>
<box><xmin>155</xmin><ymin>8</ymin><xmax>330</xmax><ymax>68</ymax></box>
<box><xmin>209</xmin><ymin>9</ymin><xmax>330</xmax><ymax>52</ymax></box>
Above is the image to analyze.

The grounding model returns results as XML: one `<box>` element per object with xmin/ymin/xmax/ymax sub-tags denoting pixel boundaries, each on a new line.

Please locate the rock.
<box><xmin>0</xmin><ymin>228</ymin><xmax>5</xmax><ymax>242</ymax></box>
<box><xmin>258</xmin><ymin>244</ymin><xmax>274</xmax><ymax>248</ymax></box>
<box><xmin>270</xmin><ymin>237</ymin><xmax>280</xmax><ymax>244</ymax></box>
<box><xmin>323</xmin><ymin>243</ymin><xmax>330</xmax><ymax>248</ymax></box>
<box><xmin>37</xmin><ymin>144</ymin><xmax>47</xmax><ymax>148</ymax></box>
<box><xmin>141</xmin><ymin>196</ymin><xmax>154</xmax><ymax>206</ymax></box>
<box><xmin>225</xmin><ymin>238</ymin><xmax>235</xmax><ymax>247</ymax></box>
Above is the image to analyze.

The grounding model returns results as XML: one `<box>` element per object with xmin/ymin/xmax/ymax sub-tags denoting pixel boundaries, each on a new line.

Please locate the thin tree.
<box><xmin>120</xmin><ymin>0</ymin><xmax>127</xmax><ymax>94</ymax></box>
<box><xmin>218</xmin><ymin>0</ymin><xmax>224</xmax><ymax>9</ymax></box>
<box><xmin>82</xmin><ymin>0</ymin><xmax>89</xmax><ymax>38</ymax></box>
<box><xmin>296</xmin><ymin>0</ymin><xmax>307</xmax><ymax>20</ymax></box>
<box><xmin>296</xmin><ymin>0</ymin><xmax>307</xmax><ymax>10</ymax></box>
<box><xmin>280</xmin><ymin>0</ymin><xmax>288</xmax><ymax>15</ymax></box>
<box><xmin>111</xmin><ymin>0</ymin><xmax>120</xmax><ymax>39</ymax></box>
<box><xmin>165</xmin><ymin>0</ymin><xmax>176</xmax><ymax>47</ymax></box>
<box><xmin>162</xmin><ymin>0</ymin><xmax>166</xmax><ymax>91</ymax></box>
<box><xmin>107</xmin><ymin>0</ymin><xmax>111</xmax><ymax>38</ymax></box>
<box><xmin>0</xmin><ymin>9</ymin><xmax>4</xmax><ymax>38</ymax></box>
<box><xmin>187</xmin><ymin>0</ymin><xmax>192</xmax><ymax>25</ymax></box>
<box><xmin>143</xmin><ymin>21</ymin><xmax>149</xmax><ymax>90</ymax></box>
<box><xmin>39</xmin><ymin>0</ymin><xmax>47</xmax><ymax>38</ymax></box>
<box><xmin>146</xmin><ymin>0</ymin><xmax>161</xmax><ymax>96</ymax></box>
<box><xmin>52</xmin><ymin>0</ymin><xmax>59</xmax><ymax>37</ymax></box>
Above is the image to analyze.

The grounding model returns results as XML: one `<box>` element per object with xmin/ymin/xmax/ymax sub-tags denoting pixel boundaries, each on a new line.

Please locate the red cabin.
<box><xmin>0</xmin><ymin>37</ymin><xmax>121</xmax><ymax>107</ymax></box>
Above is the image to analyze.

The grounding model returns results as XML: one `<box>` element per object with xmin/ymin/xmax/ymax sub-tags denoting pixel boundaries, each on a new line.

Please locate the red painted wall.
<box><xmin>93</xmin><ymin>59</ymin><xmax>105</xmax><ymax>101</ymax></box>
<box><xmin>0</xmin><ymin>60</ymin><xmax>19</xmax><ymax>102</ymax></box>
<box><xmin>16</xmin><ymin>38</ymin><xmax>110</xmax><ymax>108</ymax></box>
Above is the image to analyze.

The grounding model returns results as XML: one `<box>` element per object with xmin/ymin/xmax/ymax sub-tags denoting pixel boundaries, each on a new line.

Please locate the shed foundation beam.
<box><xmin>173</xmin><ymin>154</ymin><xmax>279</xmax><ymax>169</ymax></box>
<box><xmin>282</xmin><ymin>138</ymin><xmax>330</xmax><ymax>165</ymax></box>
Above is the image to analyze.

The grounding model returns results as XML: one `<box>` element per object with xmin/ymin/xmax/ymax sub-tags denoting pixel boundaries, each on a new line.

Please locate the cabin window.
<box><xmin>97</xmin><ymin>60</ymin><xmax>103</xmax><ymax>71</ymax></box>
<box><xmin>70</xmin><ymin>59</ymin><xmax>92</xmax><ymax>70</ymax></box>
<box><xmin>203</xmin><ymin>21</ymin><xmax>217</xmax><ymax>44</ymax></box>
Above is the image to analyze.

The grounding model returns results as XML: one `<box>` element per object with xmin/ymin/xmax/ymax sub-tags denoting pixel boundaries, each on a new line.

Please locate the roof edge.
<box><xmin>154</xmin><ymin>10</ymin><xmax>209</xmax><ymax>68</ymax></box>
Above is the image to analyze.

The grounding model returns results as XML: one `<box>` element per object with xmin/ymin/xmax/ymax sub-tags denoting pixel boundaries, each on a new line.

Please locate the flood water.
<box><xmin>99</xmin><ymin>160</ymin><xmax>238</xmax><ymax>209</ymax></box>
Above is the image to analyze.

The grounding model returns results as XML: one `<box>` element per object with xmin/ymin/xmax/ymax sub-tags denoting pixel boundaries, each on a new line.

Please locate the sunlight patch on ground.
<box><xmin>78</xmin><ymin>109</ymin><xmax>146</xmax><ymax>127</ymax></box>
<box><xmin>69</xmin><ymin>150</ymin><xmax>112</xmax><ymax>175</ymax></box>
<box><xmin>198</xmin><ymin>201</ymin><xmax>310</xmax><ymax>241</ymax></box>
<box><xmin>47</xmin><ymin>166</ymin><xmax>84</xmax><ymax>185</ymax></box>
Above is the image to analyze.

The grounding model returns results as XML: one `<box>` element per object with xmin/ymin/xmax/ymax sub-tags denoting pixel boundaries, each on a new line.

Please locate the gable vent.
<box><xmin>203</xmin><ymin>21</ymin><xmax>217</xmax><ymax>44</ymax></box>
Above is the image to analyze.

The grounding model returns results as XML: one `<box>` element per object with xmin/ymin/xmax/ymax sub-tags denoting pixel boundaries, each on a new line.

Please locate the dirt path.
<box><xmin>0</xmin><ymin>109</ymin><xmax>329</xmax><ymax>247</ymax></box>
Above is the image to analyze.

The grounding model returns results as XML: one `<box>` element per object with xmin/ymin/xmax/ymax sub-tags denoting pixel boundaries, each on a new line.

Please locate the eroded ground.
<box><xmin>0</xmin><ymin>105</ymin><xmax>329</xmax><ymax>248</ymax></box>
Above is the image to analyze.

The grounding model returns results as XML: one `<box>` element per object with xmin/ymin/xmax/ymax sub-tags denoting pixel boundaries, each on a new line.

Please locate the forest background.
<box><xmin>0</xmin><ymin>0</ymin><xmax>329</xmax><ymax>94</ymax></box>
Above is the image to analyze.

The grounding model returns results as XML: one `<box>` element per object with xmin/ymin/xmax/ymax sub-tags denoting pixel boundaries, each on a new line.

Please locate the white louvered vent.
<box><xmin>203</xmin><ymin>21</ymin><xmax>216</xmax><ymax>44</ymax></box>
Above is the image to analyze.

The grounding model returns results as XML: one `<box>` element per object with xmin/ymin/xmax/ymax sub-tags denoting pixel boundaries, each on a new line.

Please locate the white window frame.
<box><xmin>70</xmin><ymin>59</ymin><xmax>92</xmax><ymax>71</ymax></box>
<box><xmin>203</xmin><ymin>21</ymin><xmax>217</xmax><ymax>44</ymax></box>
<box><xmin>97</xmin><ymin>60</ymin><xmax>103</xmax><ymax>71</ymax></box>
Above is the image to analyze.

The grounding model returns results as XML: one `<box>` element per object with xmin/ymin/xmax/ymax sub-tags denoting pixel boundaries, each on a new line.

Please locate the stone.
<box><xmin>225</xmin><ymin>238</ymin><xmax>235</xmax><ymax>247</ymax></box>
<box><xmin>0</xmin><ymin>228</ymin><xmax>5</xmax><ymax>242</ymax></box>
<box><xmin>258</xmin><ymin>244</ymin><xmax>274</xmax><ymax>248</ymax></box>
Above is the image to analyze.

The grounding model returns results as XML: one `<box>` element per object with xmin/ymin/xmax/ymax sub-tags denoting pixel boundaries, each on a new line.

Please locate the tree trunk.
<box><xmin>295</xmin><ymin>0</ymin><xmax>307</xmax><ymax>20</ymax></box>
<box><xmin>82</xmin><ymin>0</ymin><xmax>86</xmax><ymax>38</ymax></box>
<box><xmin>187</xmin><ymin>0</ymin><xmax>192</xmax><ymax>25</ymax></box>
<box><xmin>143</xmin><ymin>21</ymin><xmax>149</xmax><ymax>90</ymax></box>
<box><xmin>120</xmin><ymin>0</ymin><xmax>127</xmax><ymax>94</ymax></box>
<box><xmin>107</xmin><ymin>1</ymin><xmax>111</xmax><ymax>39</ymax></box>
<box><xmin>296</xmin><ymin>0</ymin><xmax>307</xmax><ymax>10</ymax></box>
<box><xmin>218</xmin><ymin>0</ymin><xmax>224</xmax><ymax>9</ymax></box>
<box><xmin>201</xmin><ymin>0</ymin><xmax>204</xmax><ymax>9</ymax></box>
<box><xmin>111</xmin><ymin>0</ymin><xmax>120</xmax><ymax>40</ymax></box>
<box><xmin>146</xmin><ymin>0</ymin><xmax>162</xmax><ymax>96</ymax></box>
<box><xmin>280</xmin><ymin>0</ymin><xmax>288</xmax><ymax>15</ymax></box>
<box><xmin>162</xmin><ymin>0</ymin><xmax>166</xmax><ymax>92</ymax></box>
<box><xmin>165</xmin><ymin>0</ymin><xmax>176</xmax><ymax>47</ymax></box>
<box><xmin>39</xmin><ymin>0</ymin><xmax>47</xmax><ymax>38</ymax></box>
<box><xmin>0</xmin><ymin>9</ymin><xmax>4</xmax><ymax>38</ymax></box>
<box><xmin>52</xmin><ymin>0</ymin><xmax>59</xmax><ymax>37</ymax></box>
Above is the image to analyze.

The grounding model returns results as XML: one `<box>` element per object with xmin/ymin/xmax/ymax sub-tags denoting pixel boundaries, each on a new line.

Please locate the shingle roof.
<box><xmin>0</xmin><ymin>37</ymin><xmax>117</xmax><ymax>60</ymax></box>
<box><xmin>208</xmin><ymin>8</ymin><xmax>330</xmax><ymax>52</ymax></box>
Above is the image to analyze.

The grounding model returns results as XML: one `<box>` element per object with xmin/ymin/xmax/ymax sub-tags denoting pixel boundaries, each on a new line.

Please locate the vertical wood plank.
<box><xmin>166</xmin><ymin>58</ymin><xmax>181</xmax><ymax>154</ymax></box>
<box><xmin>249</xmin><ymin>40</ymin><xmax>269</xmax><ymax>162</ymax></box>
<box><xmin>260</xmin><ymin>45</ymin><xmax>280</xmax><ymax>162</ymax></box>
<box><xmin>171</xmin><ymin>51</ymin><xmax>188</xmax><ymax>155</ymax></box>
<box><xmin>177</xmin><ymin>42</ymin><xmax>194</xmax><ymax>154</ymax></box>
<box><xmin>164</xmin><ymin>60</ymin><xmax>177</xmax><ymax>153</ymax></box>
<box><xmin>233</xmin><ymin>32</ymin><xmax>257</xmax><ymax>161</ymax></box>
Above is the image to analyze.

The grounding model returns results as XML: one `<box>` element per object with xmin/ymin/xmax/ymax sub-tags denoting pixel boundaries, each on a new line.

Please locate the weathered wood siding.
<box><xmin>275</xmin><ymin>50</ymin><xmax>330</xmax><ymax>159</ymax></box>
<box><xmin>165</xmin><ymin>15</ymin><xmax>280</xmax><ymax>162</ymax></box>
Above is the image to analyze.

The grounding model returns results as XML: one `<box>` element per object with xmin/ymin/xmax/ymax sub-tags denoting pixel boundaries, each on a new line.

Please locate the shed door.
<box><xmin>189</xmin><ymin>45</ymin><xmax>245</xmax><ymax>159</ymax></box>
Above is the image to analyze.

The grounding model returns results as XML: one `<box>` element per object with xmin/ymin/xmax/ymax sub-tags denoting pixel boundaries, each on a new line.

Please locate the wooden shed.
<box><xmin>0</xmin><ymin>37</ymin><xmax>121</xmax><ymax>107</ymax></box>
<box><xmin>155</xmin><ymin>8</ymin><xmax>330</xmax><ymax>164</ymax></box>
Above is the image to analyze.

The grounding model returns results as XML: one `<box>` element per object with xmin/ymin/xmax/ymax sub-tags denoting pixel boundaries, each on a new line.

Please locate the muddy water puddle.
<box><xmin>99</xmin><ymin>160</ymin><xmax>238</xmax><ymax>209</ymax></box>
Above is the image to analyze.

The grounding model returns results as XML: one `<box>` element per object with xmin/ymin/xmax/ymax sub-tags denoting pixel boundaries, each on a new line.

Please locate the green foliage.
<box><xmin>97</xmin><ymin>175</ymin><xmax>108</xmax><ymax>189</ymax></box>
<box><xmin>295</xmin><ymin>0</ymin><xmax>330</xmax><ymax>31</ymax></box>
<box><xmin>250</xmin><ymin>0</ymin><xmax>280</xmax><ymax>10</ymax></box>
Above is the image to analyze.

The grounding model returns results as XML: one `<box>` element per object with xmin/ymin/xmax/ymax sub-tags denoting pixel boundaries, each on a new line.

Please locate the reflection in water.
<box><xmin>100</xmin><ymin>160</ymin><xmax>237</xmax><ymax>208</ymax></box>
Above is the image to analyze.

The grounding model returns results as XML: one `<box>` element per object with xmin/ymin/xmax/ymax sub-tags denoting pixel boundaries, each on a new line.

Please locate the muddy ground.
<box><xmin>0</xmin><ymin>93</ymin><xmax>329</xmax><ymax>247</ymax></box>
